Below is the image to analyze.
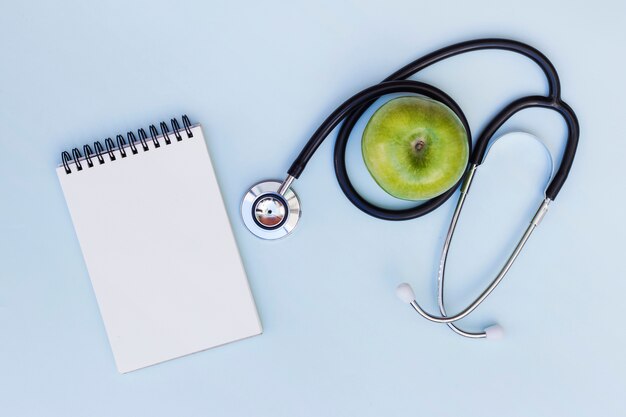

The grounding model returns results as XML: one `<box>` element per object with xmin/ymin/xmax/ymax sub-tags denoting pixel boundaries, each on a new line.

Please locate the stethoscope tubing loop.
<box><xmin>470</xmin><ymin>96</ymin><xmax>579</xmax><ymax>200</ymax></box>
<box><xmin>287</xmin><ymin>38</ymin><xmax>578</xmax><ymax>213</ymax></box>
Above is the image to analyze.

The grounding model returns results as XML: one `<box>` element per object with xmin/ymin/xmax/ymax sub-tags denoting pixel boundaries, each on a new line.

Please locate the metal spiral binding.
<box><xmin>116</xmin><ymin>135</ymin><xmax>127</xmax><ymax>158</ymax></box>
<box><xmin>137</xmin><ymin>128</ymin><xmax>149</xmax><ymax>151</ymax></box>
<box><xmin>60</xmin><ymin>115</ymin><xmax>193</xmax><ymax>174</ymax></box>
<box><xmin>83</xmin><ymin>144</ymin><xmax>94</xmax><ymax>167</ymax></box>
<box><xmin>93</xmin><ymin>141</ymin><xmax>106</xmax><ymax>164</ymax></box>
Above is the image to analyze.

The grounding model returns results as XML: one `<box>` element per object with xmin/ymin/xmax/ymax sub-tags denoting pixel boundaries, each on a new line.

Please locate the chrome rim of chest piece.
<box><xmin>241</xmin><ymin>180</ymin><xmax>301</xmax><ymax>240</ymax></box>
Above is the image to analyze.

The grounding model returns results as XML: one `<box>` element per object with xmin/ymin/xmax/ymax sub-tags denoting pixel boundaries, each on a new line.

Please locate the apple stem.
<box><xmin>414</xmin><ymin>139</ymin><xmax>426</xmax><ymax>152</ymax></box>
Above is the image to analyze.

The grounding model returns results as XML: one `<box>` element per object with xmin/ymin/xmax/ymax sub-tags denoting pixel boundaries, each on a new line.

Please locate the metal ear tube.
<box><xmin>396</xmin><ymin>161</ymin><xmax>553</xmax><ymax>339</ymax></box>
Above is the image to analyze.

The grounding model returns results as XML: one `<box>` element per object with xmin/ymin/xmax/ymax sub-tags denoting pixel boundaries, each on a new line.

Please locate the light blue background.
<box><xmin>1</xmin><ymin>1</ymin><xmax>625</xmax><ymax>416</ymax></box>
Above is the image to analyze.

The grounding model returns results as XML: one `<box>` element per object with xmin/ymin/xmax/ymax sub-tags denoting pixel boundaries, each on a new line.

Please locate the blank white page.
<box><xmin>57</xmin><ymin>125</ymin><xmax>261</xmax><ymax>373</ymax></box>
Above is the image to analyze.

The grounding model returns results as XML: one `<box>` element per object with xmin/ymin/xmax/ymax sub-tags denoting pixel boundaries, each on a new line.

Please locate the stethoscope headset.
<box><xmin>241</xmin><ymin>38</ymin><xmax>579</xmax><ymax>339</ymax></box>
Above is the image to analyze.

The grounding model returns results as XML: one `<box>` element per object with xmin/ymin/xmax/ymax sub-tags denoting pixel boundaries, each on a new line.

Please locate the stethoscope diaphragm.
<box><xmin>241</xmin><ymin>180</ymin><xmax>301</xmax><ymax>240</ymax></box>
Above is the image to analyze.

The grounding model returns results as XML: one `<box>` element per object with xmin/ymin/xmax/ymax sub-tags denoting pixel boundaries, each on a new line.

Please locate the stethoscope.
<box><xmin>241</xmin><ymin>38</ymin><xmax>579</xmax><ymax>339</ymax></box>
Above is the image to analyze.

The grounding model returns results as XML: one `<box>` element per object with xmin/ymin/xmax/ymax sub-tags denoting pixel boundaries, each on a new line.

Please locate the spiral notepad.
<box><xmin>57</xmin><ymin>115</ymin><xmax>262</xmax><ymax>373</ymax></box>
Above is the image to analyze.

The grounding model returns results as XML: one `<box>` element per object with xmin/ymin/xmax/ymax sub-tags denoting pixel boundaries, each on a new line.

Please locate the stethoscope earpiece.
<box><xmin>395</xmin><ymin>283</ymin><xmax>415</xmax><ymax>304</ymax></box>
<box><xmin>484</xmin><ymin>324</ymin><xmax>504</xmax><ymax>340</ymax></box>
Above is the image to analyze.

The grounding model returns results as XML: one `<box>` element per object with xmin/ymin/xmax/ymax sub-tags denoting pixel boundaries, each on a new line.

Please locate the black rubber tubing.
<box><xmin>286</xmin><ymin>38</ymin><xmax>579</xmax><ymax>220</ymax></box>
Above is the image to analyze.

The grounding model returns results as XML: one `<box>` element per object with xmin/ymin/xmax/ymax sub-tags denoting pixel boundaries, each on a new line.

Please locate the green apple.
<box><xmin>362</xmin><ymin>96</ymin><xmax>469</xmax><ymax>200</ymax></box>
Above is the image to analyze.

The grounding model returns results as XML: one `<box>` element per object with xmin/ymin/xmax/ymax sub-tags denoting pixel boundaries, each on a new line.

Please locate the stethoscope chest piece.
<box><xmin>241</xmin><ymin>180</ymin><xmax>301</xmax><ymax>240</ymax></box>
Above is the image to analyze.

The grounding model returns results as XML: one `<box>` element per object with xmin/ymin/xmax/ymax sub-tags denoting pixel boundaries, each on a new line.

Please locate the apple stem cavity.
<box><xmin>412</xmin><ymin>138</ymin><xmax>427</xmax><ymax>153</ymax></box>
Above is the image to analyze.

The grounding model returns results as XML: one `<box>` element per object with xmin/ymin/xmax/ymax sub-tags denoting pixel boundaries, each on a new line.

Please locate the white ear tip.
<box><xmin>485</xmin><ymin>324</ymin><xmax>504</xmax><ymax>340</ymax></box>
<box><xmin>395</xmin><ymin>283</ymin><xmax>415</xmax><ymax>304</ymax></box>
